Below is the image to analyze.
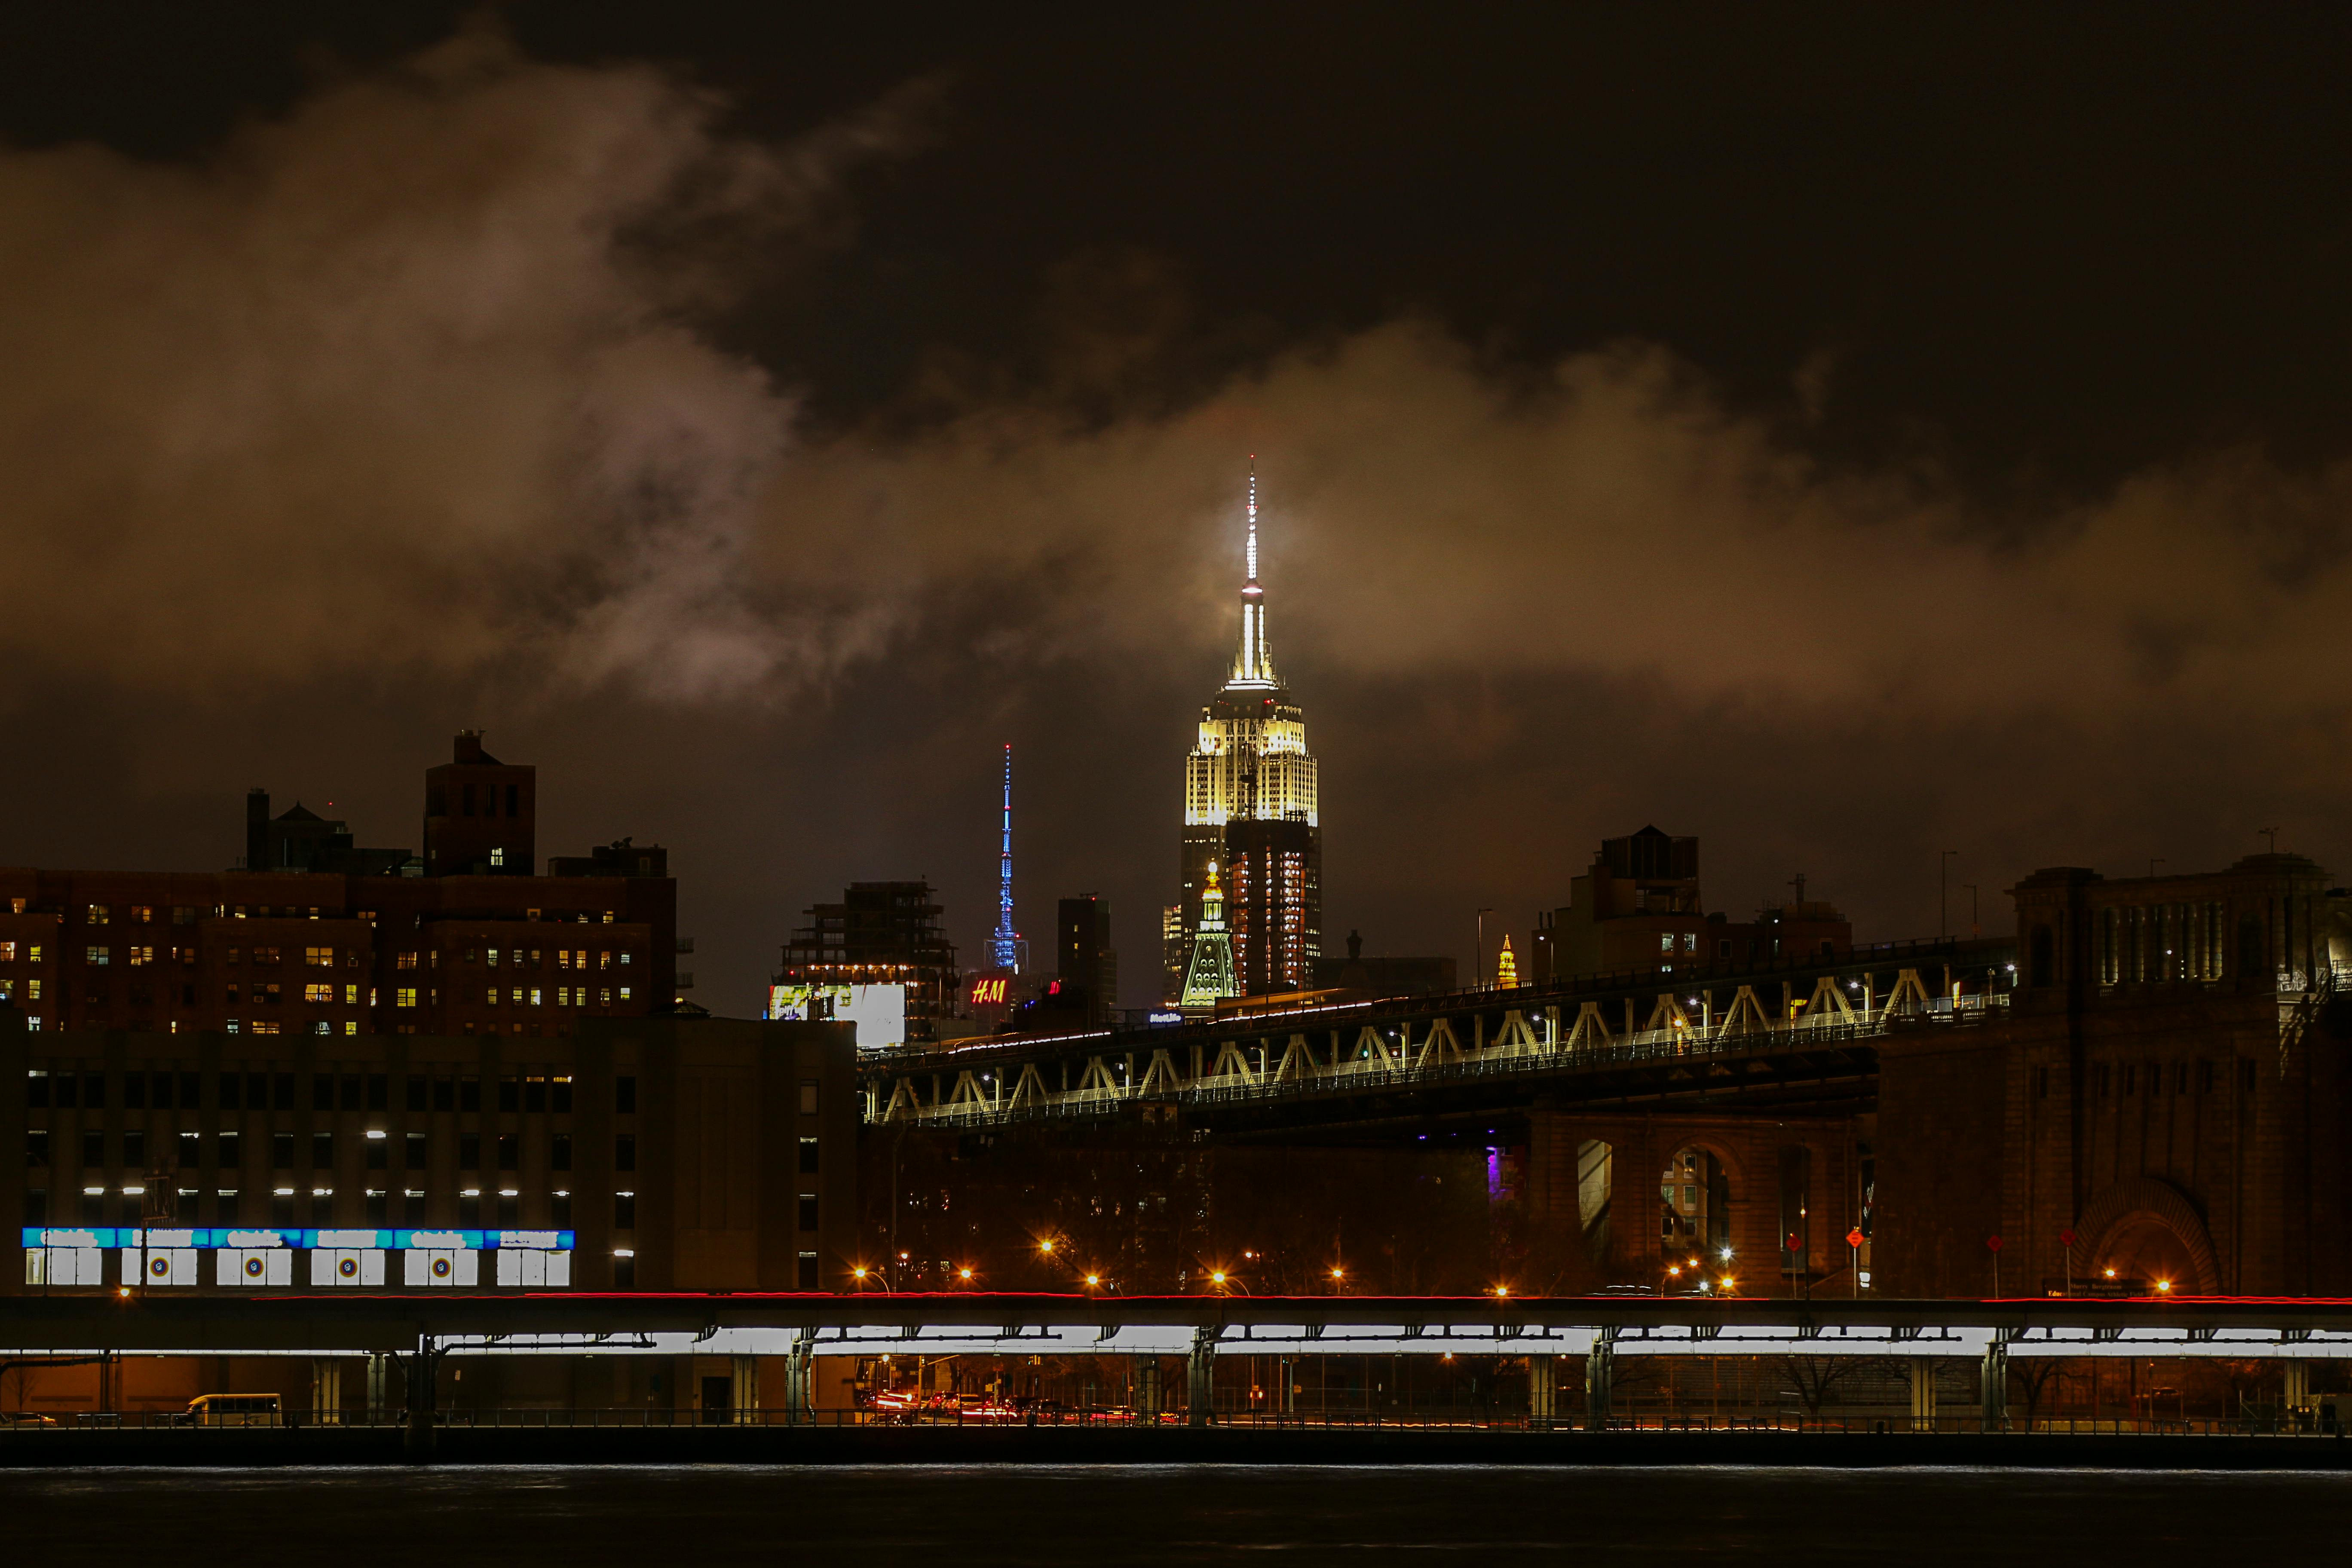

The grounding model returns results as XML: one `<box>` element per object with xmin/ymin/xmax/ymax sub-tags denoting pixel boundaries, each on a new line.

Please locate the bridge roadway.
<box><xmin>6</xmin><ymin>1290</ymin><xmax>2349</xmax><ymax>1365</ymax></box>
<box><xmin>863</xmin><ymin>937</ymin><xmax>2016</xmax><ymax>1135</ymax></box>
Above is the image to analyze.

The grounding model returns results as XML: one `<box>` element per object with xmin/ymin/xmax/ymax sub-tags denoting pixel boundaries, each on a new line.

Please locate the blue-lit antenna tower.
<box><xmin>989</xmin><ymin>743</ymin><xmax>1019</xmax><ymax>971</ymax></box>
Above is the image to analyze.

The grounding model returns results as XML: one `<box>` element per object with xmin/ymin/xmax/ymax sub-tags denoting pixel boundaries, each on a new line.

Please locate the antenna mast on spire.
<box><xmin>990</xmin><ymin>744</ymin><xmax>1019</xmax><ymax>971</ymax></box>
<box><xmin>1246</xmin><ymin>456</ymin><xmax>1259</xmax><ymax>583</ymax></box>
<box><xmin>1228</xmin><ymin>457</ymin><xmax>1277</xmax><ymax>689</ymax></box>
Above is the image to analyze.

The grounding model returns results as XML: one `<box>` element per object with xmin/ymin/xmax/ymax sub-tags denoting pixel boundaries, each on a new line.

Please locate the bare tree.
<box><xmin>1782</xmin><ymin>1355</ymin><xmax>1875</xmax><ymax>1418</ymax></box>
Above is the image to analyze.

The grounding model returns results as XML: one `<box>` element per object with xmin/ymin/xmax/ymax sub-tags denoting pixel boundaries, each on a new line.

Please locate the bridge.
<box><xmin>3</xmin><ymin>1292</ymin><xmax>2350</xmax><ymax>1437</ymax></box>
<box><xmin>861</xmin><ymin>937</ymin><xmax>2016</xmax><ymax>1136</ymax></box>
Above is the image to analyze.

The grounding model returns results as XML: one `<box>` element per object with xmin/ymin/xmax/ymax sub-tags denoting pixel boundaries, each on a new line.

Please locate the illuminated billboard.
<box><xmin>767</xmin><ymin>981</ymin><xmax>907</xmax><ymax>1049</ymax></box>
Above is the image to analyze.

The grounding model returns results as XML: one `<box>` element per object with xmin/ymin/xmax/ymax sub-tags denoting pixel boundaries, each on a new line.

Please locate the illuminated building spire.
<box><xmin>1495</xmin><ymin>933</ymin><xmax>1519</xmax><ymax>989</ymax></box>
<box><xmin>1228</xmin><ymin>457</ymin><xmax>1278</xmax><ymax>690</ymax></box>
<box><xmin>1179</xmin><ymin>861</ymin><xmax>1239</xmax><ymax>1008</ymax></box>
<box><xmin>989</xmin><ymin>743</ymin><xmax>1019</xmax><ymax>971</ymax></box>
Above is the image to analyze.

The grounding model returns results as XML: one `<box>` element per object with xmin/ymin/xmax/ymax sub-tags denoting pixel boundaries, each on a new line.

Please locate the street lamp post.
<box><xmin>1475</xmin><ymin>909</ymin><xmax>1494</xmax><ymax>991</ymax></box>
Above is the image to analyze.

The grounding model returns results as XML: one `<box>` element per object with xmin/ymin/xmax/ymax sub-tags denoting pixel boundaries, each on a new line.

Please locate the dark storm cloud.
<box><xmin>4</xmin><ymin>18</ymin><xmax>2352</xmax><ymax>1009</ymax></box>
<box><xmin>0</xmin><ymin>24</ymin><xmax>930</xmax><ymax>701</ymax></box>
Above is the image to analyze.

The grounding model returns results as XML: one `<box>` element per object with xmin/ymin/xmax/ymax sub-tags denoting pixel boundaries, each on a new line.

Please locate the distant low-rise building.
<box><xmin>1531</xmin><ymin>826</ymin><xmax>1851</xmax><ymax>982</ymax></box>
<box><xmin>771</xmin><ymin>881</ymin><xmax>958</xmax><ymax>1049</ymax></box>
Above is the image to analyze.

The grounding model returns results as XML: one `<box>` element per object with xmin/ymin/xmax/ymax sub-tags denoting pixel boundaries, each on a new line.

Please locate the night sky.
<box><xmin>5</xmin><ymin>5</ymin><xmax>2352</xmax><ymax>1011</ymax></box>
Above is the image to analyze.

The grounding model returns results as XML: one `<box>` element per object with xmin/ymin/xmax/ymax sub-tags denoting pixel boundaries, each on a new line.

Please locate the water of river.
<box><xmin>6</xmin><ymin>1463</ymin><xmax>2340</xmax><ymax>1564</ymax></box>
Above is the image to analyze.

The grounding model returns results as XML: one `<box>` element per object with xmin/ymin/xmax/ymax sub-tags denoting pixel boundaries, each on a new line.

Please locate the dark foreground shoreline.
<box><xmin>5</xmin><ymin>1424</ymin><xmax>2351</xmax><ymax>1469</ymax></box>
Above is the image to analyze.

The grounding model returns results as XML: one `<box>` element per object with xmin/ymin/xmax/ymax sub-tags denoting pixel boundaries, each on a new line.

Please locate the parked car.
<box><xmin>0</xmin><ymin>1411</ymin><xmax>59</xmax><ymax>1428</ymax></box>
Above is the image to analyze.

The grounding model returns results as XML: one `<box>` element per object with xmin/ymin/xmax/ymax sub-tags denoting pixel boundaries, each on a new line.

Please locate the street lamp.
<box><xmin>1476</xmin><ymin>909</ymin><xmax>1494</xmax><ymax>990</ymax></box>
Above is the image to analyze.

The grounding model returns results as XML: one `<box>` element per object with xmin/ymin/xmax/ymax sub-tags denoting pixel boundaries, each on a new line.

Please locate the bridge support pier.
<box><xmin>404</xmin><ymin>1338</ymin><xmax>439</xmax><ymax>1464</ymax></box>
<box><xmin>1187</xmin><ymin>1329</ymin><xmax>1217</xmax><ymax>1427</ymax></box>
<box><xmin>731</xmin><ymin>1355</ymin><xmax>760</xmax><ymax>1425</ymax></box>
<box><xmin>1979</xmin><ymin>1343</ymin><xmax>2008</xmax><ymax>1432</ymax></box>
<box><xmin>365</xmin><ymin>1354</ymin><xmax>390</xmax><ymax>1423</ymax></box>
<box><xmin>1909</xmin><ymin>1356</ymin><xmax>1938</xmax><ymax>1432</ymax></box>
<box><xmin>1584</xmin><ymin>1335</ymin><xmax>1613</xmax><ymax>1428</ymax></box>
<box><xmin>783</xmin><ymin>1331</ymin><xmax>814</xmax><ymax>1425</ymax></box>
<box><xmin>1134</xmin><ymin>1356</ymin><xmax>1162</xmax><ymax>1424</ymax></box>
<box><xmin>1528</xmin><ymin>1355</ymin><xmax>1557</xmax><ymax>1430</ymax></box>
<box><xmin>311</xmin><ymin>1358</ymin><xmax>340</xmax><ymax>1426</ymax></box>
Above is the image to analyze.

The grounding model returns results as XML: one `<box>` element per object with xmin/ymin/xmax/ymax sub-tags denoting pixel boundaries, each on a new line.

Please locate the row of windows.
<box><xmin>460</xmin><ymin>948</ymin><xmax>631</xmax><ymax>970</ymax></box>
<box><xmin>25</xmin><ymin>1070</ymin><xmax>822</xmax><ymax>1121</ymax></box>
<box><xmin>26</xmin><ymin>1129</ymin><xmax>818</xmax><ymax>1187</ymax></box>
<box><xmin>391</xmin><ymin>985</ymin><xmax>634</xmax><ymax>1008</ymax></box>
<box><xmin>37</xmin><ymin>901</ymin><xmax>628</xmax><ymax>926</ymax></box>
<box><xmin>25</xmin><ymin>1068</ymin><xmax>630</xmax><ymax>1113</ymax></box>
<box><xmin>28</xmin><ymin>1128</ymin><xmax>596</xmax><ymax>1173</ymax></box>
<box><xmin>24</xmin><ymin>1184</ymin><xmax>621</xmax><ymax>1229</ymax></box>
<box><xmin>75</xmin><ymin>946</ymin><xmax>359</xmax><ymax>969</ymax></box>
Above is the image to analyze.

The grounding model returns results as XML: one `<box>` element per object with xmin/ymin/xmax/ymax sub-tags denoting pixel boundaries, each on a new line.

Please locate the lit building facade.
<box><xmin>0</xmin><ymin>735</ymin><xmax>677</xmax><ymax>1042</ymax></box>
<box><xmin>4</xmin><ymin>1003</ymin><xmax>858</xmax><ymax>1297</ymax></box>
<box><xmin>1176</xmin><ymin>468</ymin><xmax>1322</xmax><ymax>998</ymax></box>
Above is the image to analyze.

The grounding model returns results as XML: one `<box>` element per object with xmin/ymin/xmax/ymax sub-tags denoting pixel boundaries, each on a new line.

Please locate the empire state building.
<box><xmin>1171</xmin><ymin>466</ymin><xmax>1322</xmax><ymax>999</ymax></box>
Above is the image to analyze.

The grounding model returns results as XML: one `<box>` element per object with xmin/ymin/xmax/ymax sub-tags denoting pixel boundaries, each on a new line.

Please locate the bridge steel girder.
<box><xmin>864</xmin><ymin>940</ymin><xmax>2016</xmax><ymax>1133</ymax></box>
<box><xmin>7</xmin><ymin>1294</ymin><xmax>2352</xmax><ymax>1366</ymax></box>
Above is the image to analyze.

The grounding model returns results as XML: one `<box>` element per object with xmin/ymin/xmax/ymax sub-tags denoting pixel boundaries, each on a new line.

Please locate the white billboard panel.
<box><xmin>769</xmin><ymin>981</ymin><xmax>906</xmax><ymax>1048</ymax></box>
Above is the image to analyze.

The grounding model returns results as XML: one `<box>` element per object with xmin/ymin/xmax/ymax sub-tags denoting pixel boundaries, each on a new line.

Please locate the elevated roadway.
<box><xmin>862</xmin><ymin>937</ymin><xmax>2015</xmax><ymax>1136</ymax></box>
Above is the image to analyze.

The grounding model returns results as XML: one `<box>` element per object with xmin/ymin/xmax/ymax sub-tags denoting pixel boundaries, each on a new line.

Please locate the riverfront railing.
<box><xmin>0</xmin><ymin>1404</ymin><xmax>2338</xmax><ymax>1439</ymax></box>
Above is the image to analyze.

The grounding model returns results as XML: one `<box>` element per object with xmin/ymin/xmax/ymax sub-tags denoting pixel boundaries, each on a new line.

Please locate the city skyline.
<box><xmin>0</xmin><ymin>11</ymin><xmax>2349</xmax><ymax>1018</ymax></box>
<box><xmin>12</xmin><ymin>8</ymin><xmax>2352</xmax><ymax>1510</ymax></box>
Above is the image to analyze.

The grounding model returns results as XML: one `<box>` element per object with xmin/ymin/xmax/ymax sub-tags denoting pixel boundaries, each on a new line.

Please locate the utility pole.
<box><xmin>1475</xmin><ymin>908</ymin><xmax>1493</xmax><ymax>990</ymax></box>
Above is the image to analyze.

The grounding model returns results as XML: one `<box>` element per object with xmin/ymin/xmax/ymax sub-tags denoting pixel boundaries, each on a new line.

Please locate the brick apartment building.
<box><xmin>5</xmin><ymin>1011</ymin><xmax>858</xmax><ymax>1297</ymax></box>
<box><xmin>0</xmin><ymin>732</ymin><xmax>873</xmax><ymax>1302</ymax></box>
<box><xmin>0</xmin><ymin>732</ymin><xmax>677</xmax><ymax>1040</ymax></box>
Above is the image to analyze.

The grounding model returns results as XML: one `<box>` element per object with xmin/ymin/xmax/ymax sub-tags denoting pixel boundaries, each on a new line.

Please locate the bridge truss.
<box><xmin>864</xmin><ymin>939</ymin><xmax>2016</xmax><ymax>1132</ymax></box>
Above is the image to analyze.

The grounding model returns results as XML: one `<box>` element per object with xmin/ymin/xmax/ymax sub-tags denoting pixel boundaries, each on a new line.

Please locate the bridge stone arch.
<box><xmin>2076</xmin><ymin>1176</ymin><xmax>2220</xmax><ymax>1294</ymax></box>
<box><xmin>1657</xmin><ymin>1134</ymin><xmax>1747</xmax><ymax>1263</ymax></box>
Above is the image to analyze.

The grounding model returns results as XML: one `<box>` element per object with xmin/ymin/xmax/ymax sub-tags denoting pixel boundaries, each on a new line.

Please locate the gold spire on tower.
<box><xmin>1495</xmin><ymin>933</ymin><xmax>1519</xmax><ymax>989</ymax></box>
